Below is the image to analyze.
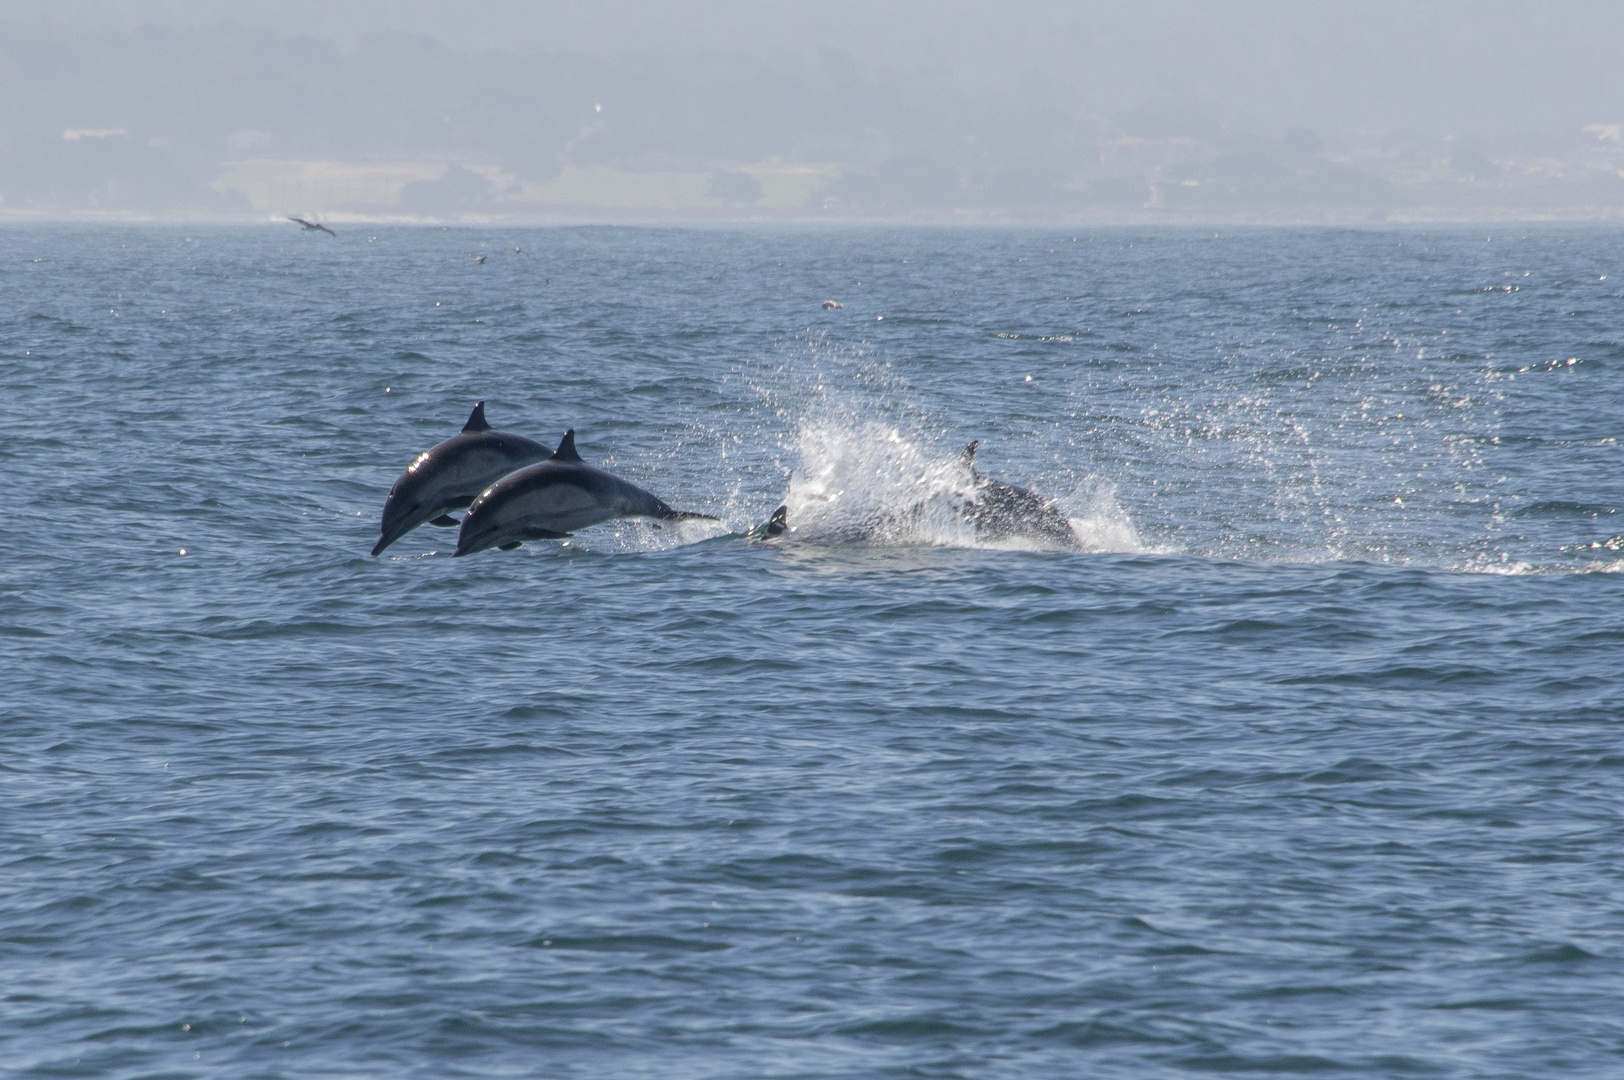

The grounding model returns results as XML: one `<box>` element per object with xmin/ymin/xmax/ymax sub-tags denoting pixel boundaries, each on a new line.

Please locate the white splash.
<box><xmin>781</xmin><ymin>417</ymin><xmax>1145</xmax><ymax>553</ymax></box>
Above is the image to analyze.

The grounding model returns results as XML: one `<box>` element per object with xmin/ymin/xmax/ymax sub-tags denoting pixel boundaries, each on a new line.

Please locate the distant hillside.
<box><xmin>2</xmin><ymin>17</ymin><xmax>1622</xmax><ymax>222</ymax></box>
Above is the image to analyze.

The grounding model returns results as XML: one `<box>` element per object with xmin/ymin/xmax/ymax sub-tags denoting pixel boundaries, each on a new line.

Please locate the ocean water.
<box><xmin>3</xmin><ymin>223</ymin><xmax>1622</xmax><ymax>1079</ymax></box>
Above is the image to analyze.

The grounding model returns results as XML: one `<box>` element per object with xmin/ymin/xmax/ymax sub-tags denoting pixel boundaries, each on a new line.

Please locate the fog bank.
<box><xmin>4</xmin><ymin>1</ymin><xmax>1623</xmax><ymax>222</ymax></box>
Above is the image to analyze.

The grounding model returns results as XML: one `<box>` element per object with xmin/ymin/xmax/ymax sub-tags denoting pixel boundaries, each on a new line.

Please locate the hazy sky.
<box><xmin>4</xmin><ymin>1</ymin><xmax>1623</xmax><ymax>221</ymax></box>
<box><xmin>12</xmin><ymin>0</ymin><xmax>1624</xmax><ymax>134</ymax></box>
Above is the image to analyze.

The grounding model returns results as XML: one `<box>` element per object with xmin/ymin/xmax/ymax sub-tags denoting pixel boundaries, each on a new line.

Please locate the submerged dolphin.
<box><xmin>453</xmin><ymin>430</ymin><xmax>719</xmax><ymax>555</ymax></box>
<box><xmin>959</xmin><ymin>441</ymin><xmax>1079</xmax><ymax>548</ymax></box>
<box><xmin>371</xmin><ymin>402</ymin><xmax>552</xmax><ymax>556</ymax></box>
<box><xmin>748</xmin><ymin>444</ymin><xmax>1078</xmax><ymax>548</ymax></box>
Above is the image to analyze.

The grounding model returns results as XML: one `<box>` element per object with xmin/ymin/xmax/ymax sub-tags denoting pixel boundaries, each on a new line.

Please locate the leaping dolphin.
<box><xmin>371</xmin><ymin>402</ymin><xmax>553</xmax><ymax>556</ymax></box>
<box><xmin>959</xmin><ymin>441</ymin><xmax>1080</xmax><ymax>548</ymax></box>
<box><xmin>454</xmin><ymin>430</ymin><xmax>719</xmax><ymax>556</ymax></box>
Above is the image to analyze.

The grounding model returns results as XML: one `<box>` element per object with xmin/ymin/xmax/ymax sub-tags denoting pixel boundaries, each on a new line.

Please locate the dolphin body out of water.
<box><xmin>957</xmin><ymin>440</ymin><xmax>1080</xmax><ymax>548</ymax></box>
<box><xmin>453</xmin><ymin>430</ymin><xmax>719</xmax><ymax>556</ymax></box>
<box><xmin>371</xmin><ymin>402</ymin><xmax>553</xmax><ymax>556</ymax></box>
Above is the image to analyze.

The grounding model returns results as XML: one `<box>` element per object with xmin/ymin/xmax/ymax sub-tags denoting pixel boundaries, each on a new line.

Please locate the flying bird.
<box><xmin>287</xmin><ymin>216</ymin><xmax>336</xmax><ymax>237</ymax></box>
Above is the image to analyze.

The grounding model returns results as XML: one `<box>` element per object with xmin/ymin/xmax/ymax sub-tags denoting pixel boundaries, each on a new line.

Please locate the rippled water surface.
<box><xmin>4</xmin><ymin>224</ymin><xmax>1623</xmax><ymax>1078</ymax></box>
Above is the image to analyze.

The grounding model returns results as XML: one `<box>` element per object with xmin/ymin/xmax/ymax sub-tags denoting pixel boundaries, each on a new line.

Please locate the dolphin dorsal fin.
<box><xmin>462</xmin><ymin>401</ymin><xmax>492</xmax><ymax>434</ymax></box>
<box><xmin>551</xmin><ymin>429</ymin><xmax>584</xmax><ymax>463</ymax></box>
<box><xmin>961</xmin><ymin>440</ymin><xmax>980</xmax><ymax>472</ymax></box>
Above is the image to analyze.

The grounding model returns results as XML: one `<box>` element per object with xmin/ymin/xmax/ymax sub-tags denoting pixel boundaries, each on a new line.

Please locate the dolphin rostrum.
<box><xmin>453</xmin><ymin>430</ymin><xmax>719</xmax><ymax>556</ymax></box>
<box><xmin>959</xmin><ymin>441</ymin><xmax>1080</xmax><ymax>548</ymax></box>
<box><xmin>371</xmin><ymin>402</ymin><xmax>553</xmax><ymax>556</ymax></box>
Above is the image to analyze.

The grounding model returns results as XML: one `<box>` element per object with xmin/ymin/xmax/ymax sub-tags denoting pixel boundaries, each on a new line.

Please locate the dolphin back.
<box><xmin>453</xmin><ymin>443</ymin><xmax>720</xmax><ymax>555</ymax></box>
<box><xmin>372</xmin><ymin>404</ymin><xmax>552</xmax><ymax>555</ymax></box>
<box><xmin>548</xmin><ymin>430</ymin><xmax>717</xmax><ymax>521</ymax></box>
<box><xmin>968</xmin><ymin>478</ymin><xmax>1078</xmax><ymax>547</ymax></box>
<box><xmin>595</xmin><ymin>468</ymin><xmax>718</xmax><ymax>521</ymax></box>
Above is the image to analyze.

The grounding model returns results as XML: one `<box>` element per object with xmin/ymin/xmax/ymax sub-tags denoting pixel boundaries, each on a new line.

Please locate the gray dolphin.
<box><xmin>454</xmin><ymin>430</ymin><xmax>718</xmax><ymax>555</ymax></box>
<box><xmin>959</xmin><ymin>441</ymin><xmax>1080</xmax><ymax>548</ymax></box>
<box><xmin>371</xmin><ymin>402</ymin><xmax>553</xmax><ymax>556</ymax></box>
<box><xmin>750</xmin><ymin>445</ymin><xmax>1078</xmax><ymax>548</ymax></box>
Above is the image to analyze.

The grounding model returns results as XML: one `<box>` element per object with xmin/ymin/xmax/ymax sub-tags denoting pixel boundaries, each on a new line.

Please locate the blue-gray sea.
<box><xmin>3</xmin><ymin>224</ymin><xmax>1622</xmax><ymax>1079</ymax></box>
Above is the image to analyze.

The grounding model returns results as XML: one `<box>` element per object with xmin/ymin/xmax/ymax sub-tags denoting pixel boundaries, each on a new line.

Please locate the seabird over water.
<box><xmin>287</xmin><ymin>216</ymin><xmax>336</xmax><ymax>237</ymax></box>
